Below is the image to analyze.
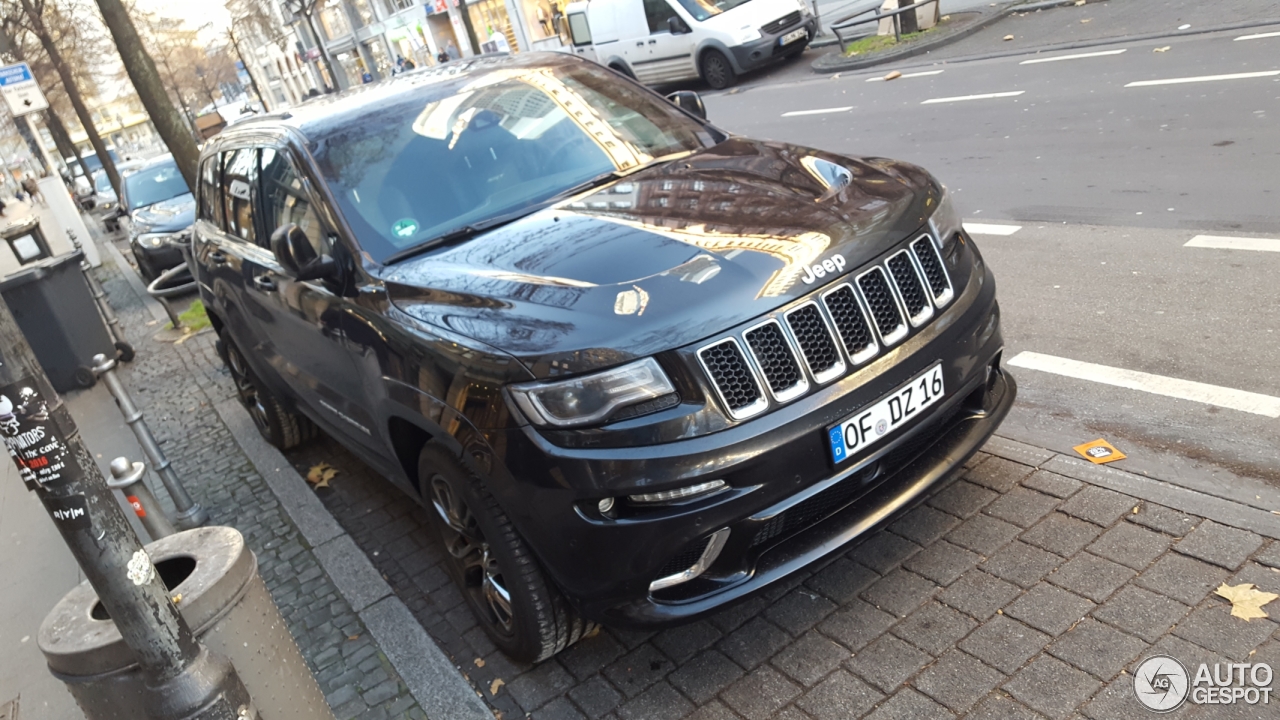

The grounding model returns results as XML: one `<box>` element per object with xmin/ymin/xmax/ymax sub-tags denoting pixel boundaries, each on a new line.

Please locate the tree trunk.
<box><xmin>94</xmin><ymin>0</ymin><xmax>200</xmax><ymax>191</ymax></box>
<box><xmin>228</xmin><ymin>27</ymin><xmax>269</xmax><ymax>112</ymax></box>
<box><xmin>456</xmin><ymin>0</ymin><xmax>482</xmax><ymax>55</ymax></box>
<box><xmin>898</xmin><ymin>0</ymin><xmax>919</xmax><ymax>35</ymax></box>
<box><xmin>19</xmin><ymin>0</ymin><xmax>123</xmax><ymax>197</ymax></box>
<box><xmin>43</xmin><ymin>108</ymin><xmax>91</xmax><ymax>181</ymax></box>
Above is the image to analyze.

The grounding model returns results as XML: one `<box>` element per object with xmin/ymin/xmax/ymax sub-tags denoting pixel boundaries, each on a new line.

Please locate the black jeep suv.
<box><xmin>193</xmin><ymin>52</ymin><xmax>1014</xmax><ymax>662</ymax></box>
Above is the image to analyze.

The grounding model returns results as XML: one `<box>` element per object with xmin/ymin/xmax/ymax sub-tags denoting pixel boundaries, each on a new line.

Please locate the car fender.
<box><xmin>694</xmin><ymin>37</ymin><xmax>743</xmax><ymax>74</ymax></box>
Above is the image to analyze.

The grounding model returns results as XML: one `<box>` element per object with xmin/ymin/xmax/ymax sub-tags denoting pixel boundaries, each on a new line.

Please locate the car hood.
<box><xmin>132</xmin><ymin>193</ymin><xmax>195</xmax><ymax>232</ymax></box>
<box><xmin>386</xmin><ymin>138</ymin><xmax>938</xmax><ymax>376</ymax></box>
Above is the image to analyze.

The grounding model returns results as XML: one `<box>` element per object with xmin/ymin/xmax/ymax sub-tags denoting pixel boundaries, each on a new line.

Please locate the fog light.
<box><xmin>629</xmin><ymin>480</ymin><xmax>726</xmax><ymax>505</ymax></box>
<box><xmin>597</xmin><ymin>497</ymin><xmax>615</xmax><ymax>514</ymax></box>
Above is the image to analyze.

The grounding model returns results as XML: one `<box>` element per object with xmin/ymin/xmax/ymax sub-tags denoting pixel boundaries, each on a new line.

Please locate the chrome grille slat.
<box><xmin>911</xmin><ymin>235</ymin><xmax>954</xmax><ymax>307</ymax></box>
<box><xmin>885</xmin><ymin>249</ymin><xmax>934</xmax><ymax>327</ymax></box>
<box><xmin>821</xmin><ymin>284</ymin><xmax>879</xmax><ymax>366</ymax></box>
<box><xmin>783</xmin><ymin>302</ymin><xmax>846</xmax><ymax>384</ymax></box>
<box><xmin>743</xmin><ymin>320</ymin><xmax>809</xmax><ymax>402</ymax></box>
<box><xmin>856</xmin><ymin>267</ymin><xmax>908</xmax><ymax>345</ymax></box>
<box><xmin>697</xmin><ymin>338</ymin><xmax>768</xmax><ymax>420</ymax></box>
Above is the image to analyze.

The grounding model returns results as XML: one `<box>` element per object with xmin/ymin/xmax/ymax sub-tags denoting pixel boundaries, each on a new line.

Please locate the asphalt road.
<box><xmin>702</xmin><ymin>26</ymin><xmax>1280</xmax><ymax>489</ymax></box>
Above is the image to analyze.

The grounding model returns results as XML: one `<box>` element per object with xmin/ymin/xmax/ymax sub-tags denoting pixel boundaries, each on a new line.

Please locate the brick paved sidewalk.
<box><xmin>288</xmin><ymin>416</ymin><xmax>1280</xmax><ymax>719</ymax></box>
<box><xmin>86</xmin><ymin>251</ymin><xmax>429</xmax><ymax>720</ymax></box>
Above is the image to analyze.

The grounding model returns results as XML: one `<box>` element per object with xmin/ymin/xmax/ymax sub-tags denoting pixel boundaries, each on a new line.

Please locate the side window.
<box><xmin>259</xmin><ymin>147</ymin><xmax>333</xmax><ymax>259</ymax></box>
<box><xmin>643</xmin><ymin>0</ymin><xmax>678</xmax><ymax>33</ymax></box>
<box><xmin>222</xmin><ymin>148</ymin><xmax>259</xmax><ymax>245</ymax></box>
<box><xmin>198</xmin><ymin>156</ymin><xmax>223</xmax><ymax>227</ymax></box>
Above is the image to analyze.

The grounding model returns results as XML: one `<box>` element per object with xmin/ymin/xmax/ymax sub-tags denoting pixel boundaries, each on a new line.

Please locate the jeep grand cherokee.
<box><xmin>193</xmin><ymin>52</ymin><xmax>1014</xmax><ymax>662</ymax></box>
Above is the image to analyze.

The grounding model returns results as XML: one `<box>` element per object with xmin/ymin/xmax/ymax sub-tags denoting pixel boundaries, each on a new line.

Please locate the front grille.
<box><xmin>822</xmin><ymin>285</ymin><xmax>877</xmax><ymax>364</ymax></box>
<box><xmin>697</xmin><ymin>233</ymin><xmax>952</xmax><ymax>419</ymax></box>
<box><xmin>655</xmin><ymin>535</ymin><xmax>712</xmax><ymax>578</ymax></box>
<box><xmin>784</xmin><ymin>303</ymin><xmax>844</xmax><ymax>382</ymax></box>
<box><xmin>857</xmin><ymin>268</ymin><xmax>908</xmax><ymax>344</ymax></box>
<box><xmin>761</xmin><ymin>11</ymin><xmax>801</xmax><ymax>35</ymax></box>
<box><xmin>886</xmin><ymin>250</ymin><xmax>932</xmax><ymax>326</ymax></box>
<box><xmin>911</xmin><ymin>236</ymin><xmax>953</xmax><ymax>306</ymax></box>
<box><xmin>697</xmin><ymin>339</ymin><xmax>766</xmax><ymax>419</ymax></box>
<box><xmin>744</xmin><ymin>321</ymin><xmax>807</xmax><ymax>401</ymax></box>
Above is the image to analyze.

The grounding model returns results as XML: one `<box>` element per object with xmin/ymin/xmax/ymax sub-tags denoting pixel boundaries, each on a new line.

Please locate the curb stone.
<box><xmin>812</xmin><ymin>7</ymin><xmax>1009</xmax><ymax>73</ymax></box>
<box><xmin>215</xmin><ymin>398</ymin><xmax>493</xmax><ymax>720</ymax></box>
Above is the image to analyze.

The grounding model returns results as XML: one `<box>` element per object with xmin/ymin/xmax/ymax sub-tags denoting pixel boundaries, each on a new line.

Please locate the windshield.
<box><xmin>125</xmin><ymin>161</ymin><xmax>190</xmax><ymax>209</ymax></box>
<box><xmin>312</xmin><ymin>61</ymin><xmax>716</xmax><ymax>264</ymax></box>
<box><xmin>672</xmin><ymin>0</ymin><xmax>755</xmax><ymax>21</ymax></box>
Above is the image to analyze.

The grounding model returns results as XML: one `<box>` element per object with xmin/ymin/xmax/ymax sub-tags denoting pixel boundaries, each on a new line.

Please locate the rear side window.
<box><xmin>222</xmin><ymin>148</ymin><xmax>258</xmax><ymax>245</ymax></box>
<box><xmin>198</xmin><ymin>156</ymin><xmax>222</xmax><ymax>227</ymax></box>
<box><xmin>643</xmin><ymin>0</ymin><xmax>678</xmax><ymax>33</ymax></box>
<box><xmin>260</xmin><ymin>148</ymin><xmax>332</xmax><ymax>259</ymax></box>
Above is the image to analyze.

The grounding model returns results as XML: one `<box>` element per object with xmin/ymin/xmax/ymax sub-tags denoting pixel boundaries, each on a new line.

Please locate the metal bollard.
<box><xmin>108</xmin><ymin>457</ymin><xmax>176</xmax><ymax>541</ymax></box>
<box><xmin>68</xmin><ymin>228</ymin><xmax>135</xmax><ymax>362</ymax></box>
<box><xmin>92</xmin><ymin>353</ymin><xmax>209</xmax><ymax>529</ymax></box>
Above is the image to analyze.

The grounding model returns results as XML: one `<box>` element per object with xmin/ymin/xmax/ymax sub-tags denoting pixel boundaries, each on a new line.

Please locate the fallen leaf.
<box><xmin>171</xmin><ymin>593</ymin><xmax>182</xmax><ymax>604</ymax></box>
<box><xmin>1074</xmin><ymin>0</ymin><xmax>1085</xmax><ymax>4</ymax></box>
<box><xmin>1215</xmin><ymin>583</ymin><xmax>1279</xmax><ymax>621</ymax></box>
<box><xmin>1003</xmin><ymin>34</ymin><xmax>1014</xmax><ymax>41</ymax></box>
<box><xmin>490</xmin><ymin>678</ymin><xmax>505</xmax><ymax>696</ymax></box>
<box><xmin>1154</xmin><ymin>46</ymin><xmax>1171</xmax><ymax>52</ymax></box>
<box><xmin>884</xmin><ymin>71</ymin><xmax>902</xmax><ymax>81</ymax></box>
<box><xmin>941</xmin><ymin>15</ymin><xmax>950</xmax><ymax>20</ymax></box>
<box><xmin>306</xmin><ymin>463</ymin><xmax>339</xmax><ymax>488</ymax></box>
<box><xmin>1132</xmin><ymin>506</ymin><xmax>1140</xmax><ymax>514</ymax></box>
<box><xmin>1080</xmin><ymin>18</ymin><xmax>1092</xmax><ymax>23</ymax></box>
<box><xmin>347</xmin><ymin>634</ymin><xmax>360</xmax><ymax>640</ymax></box>
<box><xmin>474</xmin><ymin>658</ymin><xmax>485</xmax><ymax>668</ymax></box>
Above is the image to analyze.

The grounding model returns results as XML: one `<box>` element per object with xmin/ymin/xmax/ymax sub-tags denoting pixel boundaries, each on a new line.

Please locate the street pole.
<box><xmin>23</xmin><ymin>115</ymin><xmax>56</xmax><ymax>176</ymax></box>
<box><xmin>0</xmin><ymin>297</ymin><xmax>253</xmax><ymax>719</ymax></box>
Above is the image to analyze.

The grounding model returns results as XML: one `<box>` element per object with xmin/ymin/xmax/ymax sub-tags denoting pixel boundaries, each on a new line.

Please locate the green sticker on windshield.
<box><xmin>392</xmin><ymin>218</ymin><xmax>419</xmax><ymax>239</ymax></box>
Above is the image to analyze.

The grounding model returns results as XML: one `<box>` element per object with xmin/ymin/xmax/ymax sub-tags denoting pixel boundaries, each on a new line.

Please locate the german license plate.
<box><xmin>780</xmin><ymin>28</ymin><xmax>807</xmax><ymax>46</ymax></box>
<box><xmin>828</xmin><ymin>364</ymin><xmax>945</xmax><ymax>464</ymax></box>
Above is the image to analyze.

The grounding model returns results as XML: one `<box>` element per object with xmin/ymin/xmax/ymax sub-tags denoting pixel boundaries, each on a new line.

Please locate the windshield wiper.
<box><xmin>382</xmin><ymin>208</ymin><xmax>535</xmax><ymax>265</ymax></box>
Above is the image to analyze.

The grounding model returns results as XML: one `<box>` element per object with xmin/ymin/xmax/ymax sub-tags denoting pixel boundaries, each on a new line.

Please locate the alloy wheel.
<box><xmin>225</xmin><ymin>343</ymin><xmax>271</xmax><ymax>437</ymax></box>
<box><xmin>430</xmin><ymin>474</ymin><xmax>515</xmax><ymax>634</ymax></box>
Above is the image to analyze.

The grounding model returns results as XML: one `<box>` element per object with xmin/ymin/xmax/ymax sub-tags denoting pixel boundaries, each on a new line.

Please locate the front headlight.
<box><xmin>510</xmin><ymin>357</ymin><xmax>677</xmax><ymax>428</ymax></box>
<box><xmin>927</xmin><ymin>186</ymin><xmax>963</xmax><ymax>252</ymax></box>
<box><xmin>136</xmin><ymin>232</ymin><xmax>170</xmax><ymax>249</ymax></box>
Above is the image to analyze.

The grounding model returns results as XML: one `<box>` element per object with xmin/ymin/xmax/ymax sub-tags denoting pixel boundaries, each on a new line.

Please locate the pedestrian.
<box><xmin>361</xmin><ymin>68</ymin><xmax>374</xmax><ymax>84</ymax></box>
<box><xmin>403</xmin><ymin>57</ymin><xmax>416</xmax><ymax>70</ymax></box>
<box><xmin>20</xmin><ymin>176</ymin><xmax>41</xmax><ymax>206</ymax></box>
<box><xmin>437</xmin><ymin>49</ymin><xmax>450</xmax><ymax>64</ymax></box>
<box><xmin>446</xmin><ymin>41</ymin><xmax>460</xmax><ymax>60</ymax></box>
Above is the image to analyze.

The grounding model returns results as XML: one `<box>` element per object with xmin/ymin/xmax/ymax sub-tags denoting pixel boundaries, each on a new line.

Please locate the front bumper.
<box><xmin>131</xmin><ymin>240</ymin><xmax>185</xmax><ymax>276</ymax></box>
<box><xmin>730</xmin><ymin>16</ymin><xmax>819</xmax><ymax>73</ymax></box>
<box><xmin>490</xmin><ymin>246</ymin><xmax>1013</xmax><ymax>629</ymax></box>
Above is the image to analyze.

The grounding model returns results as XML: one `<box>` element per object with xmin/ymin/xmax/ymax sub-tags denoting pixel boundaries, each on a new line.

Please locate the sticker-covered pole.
<box><xmin>0</xmin><ymin>296</ymin><xmax>253</xmax><ymax>719</ymax></box>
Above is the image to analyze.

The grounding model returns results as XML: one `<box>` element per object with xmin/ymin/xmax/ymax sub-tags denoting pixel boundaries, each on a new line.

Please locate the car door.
<box><xmin>639</xmin><ymin>0</ymin><xmax>696</xmax><ymax>83</ymax></box>
<box><xmin>246</xmin><ymin>144</ymin><xmax>381</xmax><ymax>449</ymax></box>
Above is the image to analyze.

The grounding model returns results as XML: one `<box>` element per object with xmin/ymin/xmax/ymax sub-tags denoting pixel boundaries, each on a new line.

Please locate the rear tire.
<box><xmin>420</xmin><ymin>445</ymin><xmax>593</xmax><ymax>662</ymax></box>
<box><xmin>699</xmin><ymin>49</ymin><xmax>737</xmax><ymax>90</ymax></box>
<box><xmin>608</xmin><ymin>62</ymin><xmax>635</xmax><ymax>80</ymax></box>
<box><xmin>220</xmin><ymin>330</ymin><xmax>312</xmax><ymax>450</ymax></box>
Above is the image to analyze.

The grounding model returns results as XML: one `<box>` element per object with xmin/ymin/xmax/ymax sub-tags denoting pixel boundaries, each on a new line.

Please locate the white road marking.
<box><xmin>964</xmin><ymin>222</ymin><xmax>1022</xmax><ymax>236</ymax></box>
<box><xmin>921</xmin><ymin>91</ymin><xmax>1025</xmax><ymax>104</ymax></box>
<box><xmin>866</xmin><ymin>70</ymin><xmax>945</xmax><ymax>82</ymax></box>
<box><xmin>1008</xmin><ymin>352</ymin><xmax>1280</xmax><ymax>418</ymax></box>
<box><xmin>781</xmin><ymin>106</ymin><xmax>853</xmax><ymax>117</ymax></box>
<box><xmin>1235</xmin><ymin>31</ymin><xmax>1280</xmax><ymax>41</ymax></box>
<box><xmin>1124</xmin><ymin>70</ymin><xmax>1280</xmax><ymax>87</ymax></box>
<box><xmin>1184</xmin><ymin>235</ymin><xmax>1280</xmax><ymax>252</ymax></box>
<box><xmin>1019</xmin><ymin>49</ymin><xmax>1127</xmax><ymax>65</ymax></box>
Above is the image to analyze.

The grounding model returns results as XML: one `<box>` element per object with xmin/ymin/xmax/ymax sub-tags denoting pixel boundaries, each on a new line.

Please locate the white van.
<box><xmin>563</xmin><ymin>0</ymin><xmax>816</xmax><ymax>89</ymax></box>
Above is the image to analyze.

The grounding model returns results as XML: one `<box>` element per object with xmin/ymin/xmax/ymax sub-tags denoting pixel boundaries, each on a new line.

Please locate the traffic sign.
<box><xmin>0</xmin><ymin>63</ymin><xmax>49</xmax><ymax>117</ymax></box>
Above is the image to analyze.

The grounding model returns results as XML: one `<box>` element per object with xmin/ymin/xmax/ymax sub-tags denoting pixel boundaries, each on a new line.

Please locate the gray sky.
<box><xmin>137</xmin><ymin>0</ymin><xmax>232</xmax><ymax>42</ymax></box>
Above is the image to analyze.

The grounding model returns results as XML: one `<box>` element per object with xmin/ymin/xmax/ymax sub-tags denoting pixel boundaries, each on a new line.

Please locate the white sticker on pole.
<box><xmin>127</xmin><ymin>549</ymin><xmax>156</xmax><ymax>586</ymax></box>
<box><xmin>0</xmin><ymin>63</ymin><xmax>49</xmax><ymax>117</ymax></box>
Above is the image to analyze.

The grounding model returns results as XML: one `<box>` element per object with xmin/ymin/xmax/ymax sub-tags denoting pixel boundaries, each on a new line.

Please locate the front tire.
<box><xmin>420</xmin><ymin>445</ymin><xmax>592</xmax><ymax>662</ymax></box>
<box><xmin>221</xmin><ymin>331</ymin><xmax>313</xmax><ymax>450</ymax></box>
<box><xmin>700</xmin><ymin>49</ymin><xmax>737</xmax><ymax>90</ymax></box>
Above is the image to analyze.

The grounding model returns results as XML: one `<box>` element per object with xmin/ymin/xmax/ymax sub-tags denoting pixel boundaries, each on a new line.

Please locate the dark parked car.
<box><xmin>193</xmin><ymin>53</ymin><xmax>1014</xmax><ymax>662</ymax></box>
<box><xmin>121</xmin><ymin>155</ymin><xmax>194</xmax><ymax>281</ymax></box>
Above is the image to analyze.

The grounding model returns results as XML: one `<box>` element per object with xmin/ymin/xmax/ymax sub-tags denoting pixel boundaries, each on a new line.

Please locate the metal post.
<box><xmin>92</xmin><ymin>353</ymin><xmax>208</xmax><ymax>529</ymax></box>
<box><xmin>109</xmin><ymin>456</ymin><xmax>176</xmax><ymax>541</ymax></box>
<box><xmin>0</xmin><ymin>296</ymin><xmax>254</xmax><ymax>719</ymax></box>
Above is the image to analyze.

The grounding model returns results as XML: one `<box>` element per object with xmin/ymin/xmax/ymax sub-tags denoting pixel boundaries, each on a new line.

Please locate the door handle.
<box><xmin>251</xmin><ymin>274</ymin><xmax>277</xmax><ymax>292</ymax></box>
<box><xmin>636</xmin><ymin>41</ymin><xmax>645</xmax><ymax>46</ymax></box>
<box><xmin>648</xmin><ymin>39</ymin><xmax>657</xmax><ymax>44</ymax></box>
<box><xmin>208</xmin><ymin>250</ymin><xmax>227</xmax><ymax>264</ymax></box>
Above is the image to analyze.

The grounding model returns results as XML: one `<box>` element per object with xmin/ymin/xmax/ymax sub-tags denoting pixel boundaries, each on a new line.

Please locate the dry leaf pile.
<box><xmin>306</xmin><ymin>462</ymin><xmax>339</xmax><ymax>488</ymax></box>
<box><xmin>1215</xmin><ymin>583</ymin><xmax>1279</xmax><ymax>621</ymax></box>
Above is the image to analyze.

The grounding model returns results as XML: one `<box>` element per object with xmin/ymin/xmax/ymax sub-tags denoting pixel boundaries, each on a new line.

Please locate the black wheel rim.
<box><xmin>225</xmin><ymin>344</ymin><xmax>271</xmax><ymax>436</ymax></box>
<box><xmin>430</xmin><ymin>474</ymin><xmax>515</xmax><ymax>635</ymax></box>
<box><xmin>705</xmin><ymin>54</ymin><xmax>730</xmax><ymax>88</ymax></box>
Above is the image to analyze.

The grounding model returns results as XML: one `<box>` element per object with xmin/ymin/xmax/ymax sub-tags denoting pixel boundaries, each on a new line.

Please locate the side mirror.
<box><xmin>270</xmin><ymin>223</ymin><xmax>337</xmax><ymax>282</ymax></box>
<box><xmin>666</xmin><ymin>90</ymin><xmax>706</xmax><ymax>120</ymax></box>
<box><xmin>667</xmin><ymin>16</ymin><xmax>690</xmax><ymax>34</ymax></box>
